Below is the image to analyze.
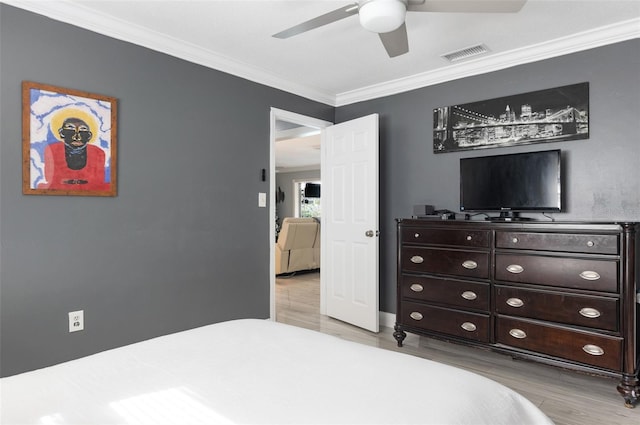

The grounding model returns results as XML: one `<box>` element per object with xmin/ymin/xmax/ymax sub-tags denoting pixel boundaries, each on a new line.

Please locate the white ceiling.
<box><xmin>9</xmin><ymin>0</ymin><xmax>639</xmax><ymax>106</ymax></box>
<box><xmin>9</xmin><ymin>0</ymin><xmax>639</xmax><ymax>170</ymax></box>
<box><xmin>275</xmin><ymin>133</ymin><xmax>322</xmax><ymax>172</ymax></box>
<box><xmin>275</xmin><ymin>121</ymin><xmax>322</xmax><ymax>172</ymax></box>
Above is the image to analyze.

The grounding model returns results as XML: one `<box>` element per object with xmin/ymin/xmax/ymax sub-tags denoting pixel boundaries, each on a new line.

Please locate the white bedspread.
<box><xmin>1</xmin><ymin>319</ymin><xmax>554</xmax><ymax>424</ymax></box>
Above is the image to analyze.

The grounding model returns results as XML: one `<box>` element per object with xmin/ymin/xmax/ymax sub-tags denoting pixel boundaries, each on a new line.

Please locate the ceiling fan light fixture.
<box><xmin>359</xmin><ymin>0</ymin><xmax>407</xmax><ymax>33</ymax></box>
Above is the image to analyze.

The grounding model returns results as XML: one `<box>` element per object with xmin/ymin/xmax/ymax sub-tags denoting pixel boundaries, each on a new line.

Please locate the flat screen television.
<box><xmin>304</xmin><ymin>183</ymin><xmax>321</xmax><ymax>198</ymax></box>
<box><xmin>460</xmin><ymin>149</ymin><xmax>561</xmax><ymax>220</ymax></box>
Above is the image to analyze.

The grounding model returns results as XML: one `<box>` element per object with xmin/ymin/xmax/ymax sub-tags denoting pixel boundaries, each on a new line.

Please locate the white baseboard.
<box><xmin>379</xmin><ymin>311</ymin><xmax>396</xmax><ymax>329</ymax></box>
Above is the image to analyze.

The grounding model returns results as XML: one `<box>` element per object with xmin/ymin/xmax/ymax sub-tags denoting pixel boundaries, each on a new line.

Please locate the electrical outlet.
<box><xmin>68</xmin><ymin>310</ymin><xmax>84</xmax><ymax>332</ymax></box>
<box><xmin>258</xmin><ymin>192</ymin><xmax>267</xmax><ymax>207</ymax></box>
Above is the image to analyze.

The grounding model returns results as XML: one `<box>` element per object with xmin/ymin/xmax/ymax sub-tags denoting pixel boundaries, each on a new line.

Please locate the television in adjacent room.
<box><xmin>304</xmin><ymin>183</ymin><xmax>321</xmax><ymax>198</ymax></box>
<box><xmin>459</xmin><ymin>149</ymin><xmax>561</xmax><ymax>220</ymax></box>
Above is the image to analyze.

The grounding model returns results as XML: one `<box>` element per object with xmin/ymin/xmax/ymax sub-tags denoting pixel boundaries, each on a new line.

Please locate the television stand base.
<box><xmin>485</xmin><ymin>212</ymin><xmax>536</xmax><ymax>222</ymax></box>
<box><xmin>486</xmin><ymin>216</ymin><xmax>537</xmax><ymax>222</ymax></box>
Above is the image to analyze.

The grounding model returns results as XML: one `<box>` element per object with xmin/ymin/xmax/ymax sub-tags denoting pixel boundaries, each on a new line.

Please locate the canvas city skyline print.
<box><xmin>433</xmin><ymin>82</ymin><xmax>589</xmax><ymax>153</ymax></box>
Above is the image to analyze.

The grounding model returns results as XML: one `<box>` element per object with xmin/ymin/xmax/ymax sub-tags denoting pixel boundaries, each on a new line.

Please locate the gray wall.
<box><xmin>336</xmin><ymin>39</ymin><xmax>640</xmax><ymax>313</ymax></box>
<box><xmin>275</xmin><ymin>169</ymin><xmax>321</xmax><ymax>223</ymax></box>
<box><xmin>0</xmin><ymin>5</ymin><xmax>333</xmax><ymax>377</ymax></box>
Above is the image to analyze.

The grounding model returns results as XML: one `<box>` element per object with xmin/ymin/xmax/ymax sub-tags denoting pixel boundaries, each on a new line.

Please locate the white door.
<box><xmin>321</xmin><ymin>114</ymin><xmax>379</xmax><ymax>332</ymax></box>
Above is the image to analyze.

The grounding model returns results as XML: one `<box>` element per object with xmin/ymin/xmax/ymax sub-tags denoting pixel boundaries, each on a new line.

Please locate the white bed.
<box><xmin>1</xmin><ymin>319</ymin><xmax>554</xmax><ymax>424</ymax></box>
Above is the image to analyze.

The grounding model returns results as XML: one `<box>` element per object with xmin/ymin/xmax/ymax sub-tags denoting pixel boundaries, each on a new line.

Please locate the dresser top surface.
<box><xmin>397</xmin><ymin>218</ymin><xmax>638</xmax><ymax>232</ymax></box>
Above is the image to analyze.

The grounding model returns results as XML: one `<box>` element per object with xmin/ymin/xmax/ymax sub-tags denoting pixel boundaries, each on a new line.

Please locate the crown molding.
<box><xmin>3</xmin><ymin>0</ymin><xmax>335</xmax><ymax>105</ymax></box>
<box><xmin>335</xmin><ymin>18</ymin><xmax>640</xmax><ymax>106</ymax></box>
<box><xmin>5</xmin><ymin>1</ymin><xmax>638</xmax><ymax>108</ymax></box>
<box><xmin>275</xmin><ymin>165</ymin><xmax>321</xmax><ymax>174</ymax></box>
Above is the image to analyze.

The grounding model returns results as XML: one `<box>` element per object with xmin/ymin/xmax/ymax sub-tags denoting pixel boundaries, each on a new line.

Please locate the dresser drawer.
<box><xmin>496</xmin><ymin>317</ymin><xmax>622</xmax><ymax>371</ymax></box>
<box><xmin>402</xmin><ymin>226</ymin><xmax>490</xmax><ymax>248</ymax></box>
<box><xmin>401</xmin><ymin>301</ymin><xmax>490</xmax><ymax>343</ymax></box>
<box><xmin>496</xmin><ymin>231</ymin><xmax>618</xmax><ymax>254</ymax></box>
<box><xmin>401</xmin><ymin>247</ymin><xmax>489</xmax><ymax>279</ymax></box>
<box><xmin>495</xmin><ymin>254</ymin><xmax>618</xmax><ymax>292</ymax></box>
<box><xmin>494</xmin><ymin>285</ymin><xmax>619</xmax><ymax>331</ymax></box>
<box><xmin>401</xmin><ymin>275</ymin><xmax>489</xmax><ymax>311</ymax></box>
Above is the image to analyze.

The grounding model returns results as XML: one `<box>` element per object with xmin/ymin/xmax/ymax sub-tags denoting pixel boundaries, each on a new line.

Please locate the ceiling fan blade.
<box><xmin>407</xmin><ymin>0</ymin><xmax>526</xmax><ymax>13</ymax></box>
<box><xmin>378</xmin><ymin>23</ymin><xmax>409</xmax><ymax>58</ymax></box>
<box><xmin>273</xmin><ymin>3</ymin><xmax>359</xmax><ymax>39</ymax></box>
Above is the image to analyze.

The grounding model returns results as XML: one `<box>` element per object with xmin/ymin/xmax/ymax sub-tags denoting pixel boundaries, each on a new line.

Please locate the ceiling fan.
<box><xmin>273</xmin><ymin>0</ymin><xmax>527</xmax><ymax>58</ymax></box>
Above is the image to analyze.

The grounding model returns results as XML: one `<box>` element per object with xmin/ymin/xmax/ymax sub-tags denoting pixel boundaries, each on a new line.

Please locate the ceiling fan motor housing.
<box><xmin>359</xmin><ymin>0</ymin><xmax>407</xmax><ymax>33</ymax></box>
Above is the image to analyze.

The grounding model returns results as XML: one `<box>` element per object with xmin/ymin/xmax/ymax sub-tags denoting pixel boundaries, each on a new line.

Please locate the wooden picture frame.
<box><xmin>22</xmin><ymin>81</ymin><xmax>118</xmax><ymax>196</ymax></box>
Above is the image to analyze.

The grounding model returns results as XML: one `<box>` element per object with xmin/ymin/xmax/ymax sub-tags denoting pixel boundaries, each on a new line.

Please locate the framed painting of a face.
<box><xmin>22</xmin><ymin>81</ymin><xmax>118</xmax><ymax>196</ymax></box>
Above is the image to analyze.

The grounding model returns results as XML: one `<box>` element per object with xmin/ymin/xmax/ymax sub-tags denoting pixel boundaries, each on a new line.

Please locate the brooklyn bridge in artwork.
<box><xmin>433</xmin><ymin>82</ymin><xmax>589</xmax><ymax>153</ymax></box>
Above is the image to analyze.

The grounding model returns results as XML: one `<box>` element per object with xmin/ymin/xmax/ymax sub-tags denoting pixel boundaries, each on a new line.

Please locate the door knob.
<box><xmin>365</xmin><ymin>230</ymin><xmax>379</xmax><ymax>237</ymax></box>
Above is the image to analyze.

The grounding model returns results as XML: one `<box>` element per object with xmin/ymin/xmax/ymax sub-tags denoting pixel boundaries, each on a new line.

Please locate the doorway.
<box><xmin>269</xmin><ymin>108</ymin><xmax>332</xmax><ymax>320</ymax></box>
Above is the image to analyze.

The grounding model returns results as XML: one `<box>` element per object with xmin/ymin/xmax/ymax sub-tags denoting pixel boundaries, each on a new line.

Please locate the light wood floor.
<box><xmin>275</xmin><ymin>271</ymin><xmax>639</xmax><ymax>425</ymax></box>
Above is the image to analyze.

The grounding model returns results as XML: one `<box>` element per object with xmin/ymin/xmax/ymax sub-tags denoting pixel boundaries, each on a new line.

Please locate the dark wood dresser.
<box><xmin>394</xmin><ymin>219</ymin><xmax>639</xmax><ymax>407</ymax></box>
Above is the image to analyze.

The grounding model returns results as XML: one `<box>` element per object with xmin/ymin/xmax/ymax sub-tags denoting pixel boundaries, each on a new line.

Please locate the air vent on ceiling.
<box><xmin>441</xmin><ymin>44</ymin><xmax>490</xmax><ymax>62</ymax></box>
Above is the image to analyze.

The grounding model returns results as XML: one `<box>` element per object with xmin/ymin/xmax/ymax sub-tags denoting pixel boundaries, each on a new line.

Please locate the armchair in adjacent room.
<box><xmin>275</xmin><ymin>217</ymin><xmax>320</xmax><ymax>275</ymax></box>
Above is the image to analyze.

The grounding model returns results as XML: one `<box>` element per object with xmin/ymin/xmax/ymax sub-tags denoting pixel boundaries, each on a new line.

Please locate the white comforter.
<box><xmin>1</xmin><ymin>319</ymin><xmax>554</xmax><ymax>424</ymax></box>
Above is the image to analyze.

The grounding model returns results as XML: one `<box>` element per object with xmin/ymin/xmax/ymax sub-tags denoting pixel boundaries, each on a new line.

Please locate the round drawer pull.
<box><xmin>414</xmin><ymin>233</ymin><xmax>420</xmax><ymax>238</ymax></box>
<box><xmin>461</xmin><ymin>322</ymin><xmax>477</xmax><ymax>332</ymax></box>
<box><xmin>509</xmin><ymin>328</ymin><xmax>527</xmax><ymax>339</ymax></box>
<box><xmin>410</xmin><ymin>256</ymin><xmax>424</xmax><ymax>264</ymax></box>
<box><xmin>461</xmin><ymin>260</ymin><xmax>478</xmax><ymax>270</ymax></box>
<box><xmin>512</xmin><ymin>237</ymin><xmax>519</xmax><ymax>243</ymax></box>
<box><xmin>506</xmin><ymin>297</ymin><xmax>524</xmax><ymax>308</ymax></box>
<box><xmin>587</xmin><ymin>240</ymin><xmax>594</xmax><ymax>247</ymax></box>
<box><xmin>410</xmin><ymin>283</ymin><xmax>424</xmax><ymax>293</ymax></box>
<box><xmin>466</xmin><ymin>235</ymin><xmax>472</xmax><ymax>241</ymax></box>
<box><xmin>461</xmin><ymin>291</ymin><xmax>477</xmax><ymax>300</ymax></box>
<box><xmin>579</xmin><ymin>307</ymin><xmax>601</xmax><ymax>318</ymax></box>
<box><xmin>579</xmin><ymin>270</ymin><xmax>601</xmax><ymax>281</ymax></box>
<box><xmin>506</xmin><ymin>264</ymin><xmax>524</xmax><ymax>274</ymax></box>
<box><xmin>410</xmin><ymin>312</ymin><xmax>423</xmax><ymax>321</ymax></box>
<box><xmin>582</xmin><ymin>344</ymin><xmax>604</xmax><ymax>356</ymax></box>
